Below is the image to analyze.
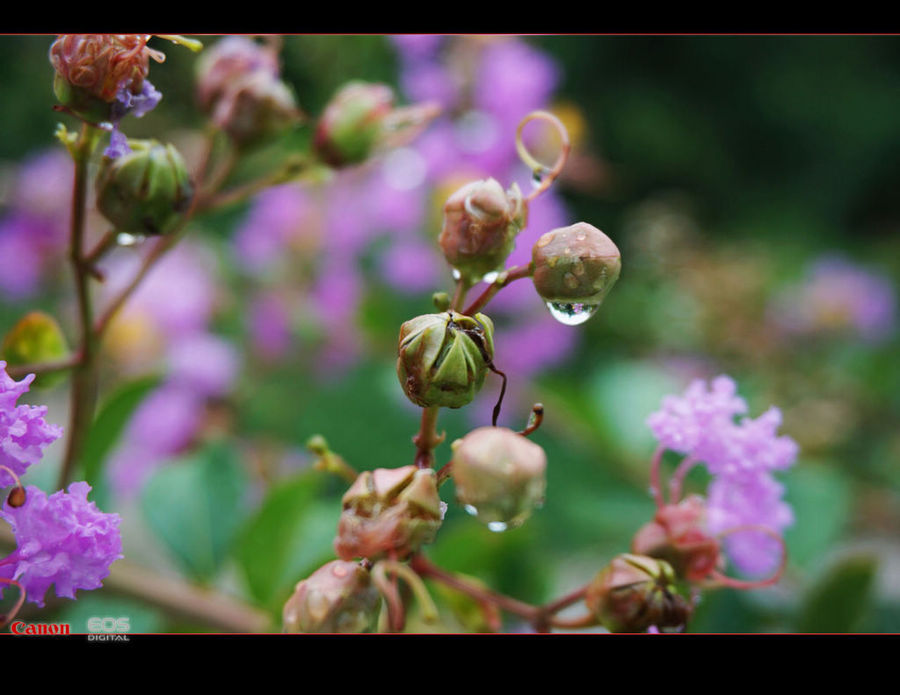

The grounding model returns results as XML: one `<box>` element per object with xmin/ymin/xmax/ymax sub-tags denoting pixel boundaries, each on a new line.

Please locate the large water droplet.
<box><xmin>487</xmin><ymin>520</ymin><xmax>508</xmax><ymax>533</ymax></box>
<box><xmin>546</xmin><ymin>301</ymin><xmax>599</xmax><ymax>326</ymax></box>
<box><xmin>116</xmin><ymin>232</ymin><xmax>146</xmax><ymax>247</ymax></box>
<box><xmin>481</xmin><ymin>270</ymin><xmax>500</xmax><ymax>284</ymax></box>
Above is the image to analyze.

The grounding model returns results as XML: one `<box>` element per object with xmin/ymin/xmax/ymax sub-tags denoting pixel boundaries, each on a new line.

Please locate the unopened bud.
<box><xmin>195</xmin><ymin>36</ymin><xmax>279</xmax><ymax>113</ymax></box>
<box><xmin>49</xmin><ymin>34</ymin><xmax>160</xmax><ymax>121</ymax></box>
<box><xmin>585</xmin><ymin>554</ymin><xmax>691</xmax><ymax>633</ymax></box>
<box><xmin>211</xmin><ymin>72</ymin><xmax>300</xmax><ymax>146</ymax></box>
<box><xmin>397</xmin><ymin>311</ymin><xmax>494</xmax><ymax>409</ymax></box>
<box><xmin>532</xmin><ymin>222</ymin><xmax>621</xmax><ymax>325</ymax></box>
<box><xmin>314</xmin><ymin>81</ymin><xmax>395</xmax><ymax>168</ymax></box>
<box><xmin>632</xmin><ymin>495</ymin><xmax>722</xmax><ymax>583</ymax></box>
<box><xmin>282</xmin><ymin>560</ymin><xmax>380</xmax><ymax>633</ymax></box>
<box><xmin>1</xmin><ymin>312</ymin><xmax>70</xmax><ymax>389</ymax></box>
<box><xmin>335</xmin><ymin>466</ymin><xmax>442</xmax><ymax>561</ymax></box>
<box><xmin>96</xmin><ymin>139</ymin><xmax>193</xmax><ymax>235</ymax></box>
<box><xmin>450</xmin><ymin>427</ymin><xmax>546</xmax><ymax>530</ymax></box>
<box><xmin>6</xmin><ymin>487</ymin><xmax>26</xmax><ymax>508</ymax></box>
<box><xmin>438</xmin><ymin>178</ymin><xmax>527</xmax><ymax>283</ymax></box>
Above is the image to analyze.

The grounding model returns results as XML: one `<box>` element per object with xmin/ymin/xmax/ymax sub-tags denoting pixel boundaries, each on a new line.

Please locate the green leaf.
<box><xmin>783</xmin><ymin>463</ymin><xmax>851</xmax><ymax>569</ymax></box>
<box><xmin>233</xmin><ymin>472</ymin><xmax>340</xmax><ymax>614</ymax></box>
<box><xmin>80</xmin><ymin>374</ymin><xmax>162</xmax><ymax>489</ymax></box>
<box><xmin>796</xmin><ymin>554</ymin><xmax>878</xmax><ymax>633</ymax></box>
<box><xmin>56</xmin><ymin>594</ymin><xmax>165</xmax><ymax>634</ymax></box>
<box><xmin>140</xmin><ymin>441</ymin><xmax>249</xmax><ymax>583</ymax></box>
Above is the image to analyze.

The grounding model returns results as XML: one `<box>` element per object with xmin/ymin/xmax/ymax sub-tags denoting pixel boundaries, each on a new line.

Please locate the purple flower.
<box><xmin>249</xmin><ymin>291</ymin><xmax>293</xmax><ymax>362</ymax></box>
<box><xmin>0</xmin><ymin>219</ymin><xmax>45</xmax><ymax>300</ymax></box>
<box><xmin>769</xmin><ymin>254</ymin><xmax>897</xmax><ymax>344</ymax></box>
<box><xmin>14</xmin><ymin>149</ymin><xmax>72</xmax><ymax>226</ymax></box>
<box><xmin>390</xmin><ymin>35</ymin><xmax>444</xmax><ymax>62</ymax></box>
<box><xmin>104</xmin><ymin>81</ymin><xmax>163</xmax><ymax>158</ymax></box>
<box><xmin>0</xmin><ymin>482</ymin><xmax>122</xmax><ymax>606</ymax></box>
<box><xmin>167</xmin><ymin>333</ymin><xmax>240</xmax><ymax>398</ymax></box>
<box><xmin>379</xmin><ymin>238</ymin><xmax>443</xmax><ymax>293</ymax></box>
<box><xmin>0</xmin><ymin>362</ymin><xmax>63</xmax><ymax>487</ymax></box>
<box><xmin>400</xmin><ymin>61</ymin><xmax>460</xmax><ymax>111</ymax></box>
<box><xmin>706</xmin><ymin>473</ymin><xmax>793</xmax><ymax>577</ymax></box>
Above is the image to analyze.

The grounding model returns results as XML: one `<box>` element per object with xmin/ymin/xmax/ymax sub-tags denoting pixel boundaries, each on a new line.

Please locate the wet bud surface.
<box><xmin>397</xmin><ymin>311</ymin><xmax>495</xmax><ymax>409</ymax></box>
<box><xmin>282</xmin><ymin>560</ymin><xmax>380</xmax><ymax>633</ymax></box>
<box><xmin>439</xmin><ymin>178</ymin><xmax>527</xmax><ymax>282</ymax></box>
<box><xmin>450</xmin><ymin>427</ymin><xmax>547</xmax><ymax>531</ymax></box>
<box><xmin>335</xmin><ymin>466</ymin><xmax>442</xmax><ymax>561</ymax></box>
<box><xmin>314</xmin><ymin>82</ymin><xmax>395</xmax><ymax>168</ymax></box>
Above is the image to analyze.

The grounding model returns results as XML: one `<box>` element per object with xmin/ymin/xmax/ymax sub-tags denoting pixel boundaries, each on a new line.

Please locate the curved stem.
<box><xmin>5</xmin><ymin>354</ymin><xmax>83</xmax><ymax>381</ymax></box>
<box><xmin>668</xmin><ymin>456</ymin><xmax>698</xmax><ymax>504</ymax></box>
<box><xmin>462</xmin><ymin>263</ymin><xmax>534</xmax><ymax>316</ymax></box>
<box><xmin>516</xmin><ymin>111</ymin><xmax>571</xmax><ymax>203</ymax></box>
<box><xmin>648</xmin><ymin>445</ymin><xmax>666</xmax><ymax>510</ymax></box>
<box><xmin>708</xmin><ymin>525</ymin><xmax>787</xmax><ymax>590</ymax></box>
<box><xmin>0</xmin><ymin>577</ymin><xmax>26</xmax><ymax>630</ymax></box>
<box><xmin>373</xmin><ymin>560</ymin><xmax>439</xmax><ymax>625</ymax></box>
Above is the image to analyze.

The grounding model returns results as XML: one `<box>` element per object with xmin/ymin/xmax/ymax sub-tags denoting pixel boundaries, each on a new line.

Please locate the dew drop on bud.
<box><xmin>116</xmin><ymin>232</ymin><xmax>146</xmax><ymax>247</ymax></box>
<box><xmin>481</xmin><ymin>270</ymin><xmax>500</xmax><ymax>284</ymax></box>
<box><xmin>545</xmin><ymin>301</ymin><xmax>599</xmax><ymax>326</ymax></box>
<box><xmin>7</xmin><ymin>486</ymin><xmax>26</xmax><ymax>508</ymax></box>
<box><xmin>451</xmin><ymin>268</ymin><xmax>462</xmax><ymax>281</ymax></box>
<box><xmin>487</xmin><ymin>520</ymin><xmax>508</xmax><ymax>533</ymax></box>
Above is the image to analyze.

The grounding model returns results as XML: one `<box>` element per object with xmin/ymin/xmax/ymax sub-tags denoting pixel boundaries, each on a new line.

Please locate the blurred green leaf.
<box><xmin>140</xmin><ymin>441</ymin><xmax>248</xmax><ymax>583</ymax></box>
<box><xmin>233</xmin><ymin>472</ymin><xmax>339</xmax><ymax>615</ymax></box>
<box><xmin>796</xmin><ymin>554</ymin><xmax>878</xmax><ymax>633</ymax></box>
<box><xmin>783</xmin><ymin>463</ymin><xmax>852</xmax><ymax>569</ymax></box>
<box><xmin>80</xmin><ymin>375</ymin><xmax>162</xmax><ymax>492</ymax></box>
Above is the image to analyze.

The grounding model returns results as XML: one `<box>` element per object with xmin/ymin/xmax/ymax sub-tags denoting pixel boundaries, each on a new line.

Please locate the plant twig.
<box><xmin>463</xmin><ymin>263</ymin><xmax>534</xmax><ymax>316</ymax></box>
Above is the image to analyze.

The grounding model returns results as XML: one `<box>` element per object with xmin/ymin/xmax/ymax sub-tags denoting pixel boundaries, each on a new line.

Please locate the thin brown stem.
<box><xmin>449</xmin><ymin>276</ymin><xmax>471</xmax><ymax>313</ymax></box>
<box><xmin>549</xmin><ymin>612</ymin><xmax>598</xmax><ymax>630</ymax></box>
<box><xmin>462</xmin><ymin>263</ymin><xmax>534</xmax><ymax>316</ymax></box>
<box><xmin>668</xmin><ymin>455</ymin><xmax>698</xmax><ymax>504</ymax></box>
<box><xmin>0</xmin><ymin>577</ymin><xmax>26</xmax><ymax>630</ymax></box>
<box><xmin>83</xmin><ymin>229</ymin><xmax>118</xmax><ymax>267</ymax></box>
<box><xmin>413</xmin><ymin>406</ymin><xmax>444</xmax><ymax>469</ymax></box>
<box><xmin>6</xmin><ymin>354</ymin><xmax>83</xmax><ymax>381</ymax></box>
<box><xmin>648</xmin><ymin>444</ymin><xmax>666</xmax><ymax>511</ymax></box>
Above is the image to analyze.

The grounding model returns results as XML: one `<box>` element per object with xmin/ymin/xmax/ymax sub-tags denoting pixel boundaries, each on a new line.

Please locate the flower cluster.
<box><xmin>0</xmin><ymin>361</ymin><xmax>63</xmax><ymax>487</ymax></box>
<box><xmin>645</xmin><ymin>375</ymin><xmax>798</xmax><ymax>577</ymax></box>
<box><xmin>0</xmin><ymin>483</ymin><xmax>122</xmax><ymax>606</ymax></box>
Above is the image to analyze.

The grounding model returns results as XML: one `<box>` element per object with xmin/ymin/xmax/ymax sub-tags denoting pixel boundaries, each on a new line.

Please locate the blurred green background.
<box><xmin>1</xmin><ymin>35</ymin><xmax>898</xmax><ymax>633</ymax></box>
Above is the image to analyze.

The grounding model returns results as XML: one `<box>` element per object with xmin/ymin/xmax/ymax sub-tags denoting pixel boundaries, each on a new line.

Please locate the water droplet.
<box><xmin>481</xmin><ymin>270</ymin><xmax>500</xmax><ymax>284</ymax></box>
<box><xmin>116</xmin><ymin>232</ymin><xmax>146</xmax><ymax>247</ymax></box>
<box><xmin>575</xmin><ymin>230</ymin><xmax>587</xmax><ymax>241</ymax></box>
<box><xmin>464</xmin><ymin>504</ymin><xmax>479</xmax><ymax>517</ymax></box>
<box><xmin>98</xmin><ymin>121</ymin><xmax>114</xmax><ymax>131</ymax></box>
<box><xmin>546</xmin><ymin>301</ymin><xmax>599</xmax><ymax>326</ymax></box>
<box><xmin>451</xmin><ymin>268</ymin><xmax>462</xmax><ymax>281</ymax></box>
<box><xmin>487</xmin><ymin>520</ymin><xmax>508</xmax><ymax>533</ymax></box>
<box><xmin>531</xmin><ymin>170</ymin><xmax>544</xmax><ymax>188</ymax></box>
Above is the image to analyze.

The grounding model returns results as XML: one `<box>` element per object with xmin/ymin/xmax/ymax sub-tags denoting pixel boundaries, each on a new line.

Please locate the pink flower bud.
<box><xmin>438</xmin><ymin>178</ymin><xmax>527</xmax><ymax>282</ymax></box>
<box><xmin>314</xmin><ymin>81</ymin><xmax>395</xmax><ymax>168</ymax></box>
<box><xmin>335</xmin><ymin>466</ymin><xmax>442</xmax><ymax>562</ymax></box>
<box><xmin>50</xmin><ymin>34</ymin><xmax>157</xmax><ymax>103</ymax></box>
<box><xmin>282</xmin><ymin>560</ymin><xmax>380</xmax><ymax>633</ymax></box>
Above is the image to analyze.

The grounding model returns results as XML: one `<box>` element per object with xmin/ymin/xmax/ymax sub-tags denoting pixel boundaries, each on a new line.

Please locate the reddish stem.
<box><xmin>709</xmin><ymin>525</ymin><xmax>787</xmax><ymax>590</ymax></box>
<box><xmin>0</xmin><ymin>577</ymin><xmax>26</xmax><ymax>630</ymax></box>
<box><xmin>462</xmin><ymin>263</ymin><xmax>534</xmax><ymax>316</ymax></box>
<box><xmin>648</xmin><ymin>445</ymin><xmax>666</xmax><ymax>510</ymax></box>
<box><xmin>668</xmin><ymin>456</ymin><xmax>698</xmax><ymax>504</ymax></box>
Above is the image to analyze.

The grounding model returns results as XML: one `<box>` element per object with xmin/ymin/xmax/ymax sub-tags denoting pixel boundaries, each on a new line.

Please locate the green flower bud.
<box><xmin>584</xmin><ymin>554</ymin><xmax>691</xmax><ymax>633</ymax></box>
<box><xmin>1</xmin><ymin>312</ymin><xmax>70</xmax><ymax>389</ymax></box>
<box><xmin>215</xmin><ymin>73</ymin><xmax>300</xmax><ymax>147</ymax></box>
<box><xmin>396</xmin><ymin>311</ymin><xmax>495</xmax><ymax>409</ymax></box>
<box><xmin>438</xmin><ymin>178</ymin><xmax>527</xmax><ymax>283</ymax></box>
<box><xmin>314</xmin><ymin>81</ymin><xmax>395</xmax><ymax>168</ymax></box>
<box><xmin>450</xmin><ymin>427</ymin><xmax>547</xmax><ymax>531</ymax></box>
<box><xmin>532</xmin><ymin>222</ymin><xmax>621</xmax><ymax>325</ymax></box>
<box><xmin>335</xmin><ymin>466</ymin><xmax>443</xmax><ymax>562</ymax></box>
<box><xmin>95</xmin><ymin>139</ymin><xmax>193</xmax><ymax>235</ymax></box>
<box><xmin>282</xmin><ymin>560</ymin><xmax>380</xmax><ymax>633</ymax></box>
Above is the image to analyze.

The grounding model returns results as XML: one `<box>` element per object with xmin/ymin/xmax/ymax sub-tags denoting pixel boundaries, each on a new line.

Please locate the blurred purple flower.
<box><xmin>770</xmin><ymin>254</ymin><xmax>897</xmax><ymax>344</ymax></box>
<box><xmin>167</xmin><ymin>333</ymin><xmax>240</xmax><ymax>398</ymax></box>
<box><xmin>0</xmin><ymin>362</ymin><xmax>63</xmax><ymax>488</ymax></box>
<box><xmin>0</xmin><ymin>482</ymin><xmax>122</xmax><ymax>606</ymax></box>
<box><xmin>400</xmin><ymin>61</ymin><xmax>460</xmax><ymax>111</ymax></box>
<box><xmin>14</xmin><ymin>149</ymin><xmax>72</xmax><ymax>226</ymax></box>
<box><xmin>706</xmin><ymin>473</ymin><xmax>794</xmax><ymax>577</ymax></box>
<box><xmin>249</xmin><ymin>291</ymin><xmax>293</xmax><ymax>362</ymax></box>
<box><xmin>391</xmin><ymin>35</ymin><xmax>444</xmax><ymax>62</ymax></box>
<box><xmin>0</xmin><ymin>219</ymin><xmax>44</xmax><ymax>299</ymax></box>
<box><xmin>379</xmin><ymin>238</ymin><xmax>443</xmax><ymax>293</ymax></box>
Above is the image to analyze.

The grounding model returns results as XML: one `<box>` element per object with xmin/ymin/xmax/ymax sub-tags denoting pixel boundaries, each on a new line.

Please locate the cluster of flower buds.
<box><xmin>95</xmin><ymin>139</ymin><xmax>194</xmax><ymax>235</ymax></box>
<box><xmin>195</xmin><ymin>36</ymin><xmax>300</xmax><ymax>146</ymax></box>
<box><xmin>397</xmin><ymin>311</ymin><xmax>495</xmax><ymax>409</ymax></box>
<box><xmin>334</xmin><ymin>465</ymin><xmax>443</xmax><ymax>561</ymax></box>
<box><xmin>282</xmin><ymin>560</ymin><xmax>380</xmax><ymax>633</ymax></box>
<box><xmin>531</xmin><ymin>222</ymin><xmax>621</xmax><ymax>325</ymax></box>
<box><xmin>49</xmin><ymin>34</ymin><xmax>163</xmax><ymax>123</ymax></box>
<box><xmin>450</xmin><ymin>427</ymin><xmax>547</xmax><ymax>531</ymax></box>
<box><xmin>438</xmin><ymin>178</ymin><xmax>527</xmax><ymax>284</ymax></box>
<box><xmin>631</xmin><ymin>495</ymin><xmax>722</xmax><ymax>583</ymax></box>
<box><xmin>585</xmin><ymin>554</ymin><xmax>691</xmax><ymax>633</ymax></box>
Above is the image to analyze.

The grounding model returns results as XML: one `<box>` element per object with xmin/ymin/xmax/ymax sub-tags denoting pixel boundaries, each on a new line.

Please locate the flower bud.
<box><xmin>1</xmin><ymin>312</ymin><xmax>70</xmax><ymax>389</ymax></box>
<box><xmin>282</xmin><ymin>560</ymin><xmax>380</xmax><ymax>633</ymax></box>
<box><xmin>396</xmin><ymin>311</ymin><xmax>495</xmax><ymax>409</ymax></box>
<box><xmin>314</xmin><ymin>81</ymin><xmax>397</xmax><ymax>168</ymax></box>
<box><xmin>631</xmin><ymin>495</ymin><xmax>722</xmax><ymax>583</ymax></box>
<box><xmin>95</xmin><ymin>139</ymin><xmax>193</xmax><ymax>235</ymax></box>
<box><xmin>532</xmin><ymin>222</ymin><xmax>621</xmax><ymax>325</ymax></box>
<box><xmin>450</xmin><ymin>427</ymin><xmax>547</xmax><ymax>530</ymax></box>
<box><xmin>335</xmin><ymin>466</ymin><xmax>442</xmax><ymax>561</ymax></box>
<box><xmin>585</xmin><ymin>554</ymin><xmax>691</xmax><ymax>633</ymax></box>
<box><xmin>210</xmin><ymin>72</ymin><xmax>300</xmax><ymax>147</ymax></box>
<box><xmin>438</xmin><ymin>178</ymin><xmax>527</xmax><ymax>283</ymax></box>
<box><xmin>195</xmin><ymin>36</ymin><xmax>279</xmax><ymax>114</ymax></box>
